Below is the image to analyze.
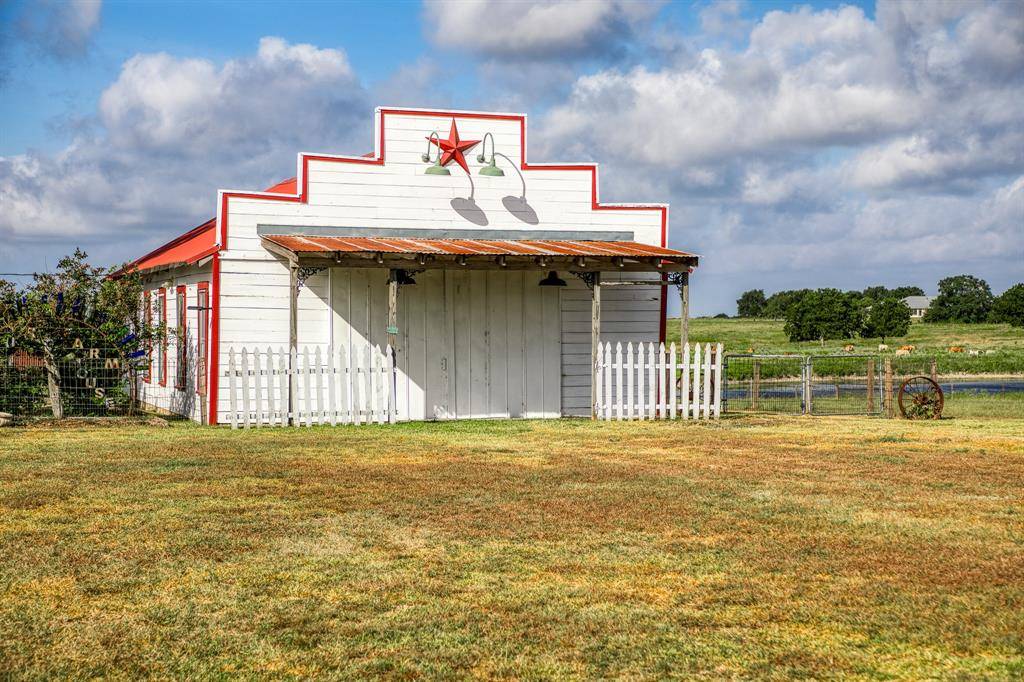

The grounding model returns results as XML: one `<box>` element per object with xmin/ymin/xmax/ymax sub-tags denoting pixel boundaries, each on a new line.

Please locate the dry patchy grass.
<box><xmin>1</xmin><ymin>417</ymin><xmax>1022</xmax><ymax>679</ymax></box>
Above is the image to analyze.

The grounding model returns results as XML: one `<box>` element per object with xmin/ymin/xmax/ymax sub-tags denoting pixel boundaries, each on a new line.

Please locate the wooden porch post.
<box><xmin>387</xmin><ymin>270</ymin><xmax>399</xmax><ymax>350</ymax></box>
<box><xmin>679</xmin><ymin>270</ymin><xmax>690</xmax><ymax>350</ymax></box>
<box><xmin>387</xmin><ymin>270</ymin><xmax>399</xmax><ymax>423</ymax></box>
<box><xmin>289</xmin><ymin>263</ymin><xmax>298</xmax><ymax>426</ymax></box>
<box><xmin>591</xmin><ymin>272</ymin><xmax>602</xmax><ymax>420</ymax></box>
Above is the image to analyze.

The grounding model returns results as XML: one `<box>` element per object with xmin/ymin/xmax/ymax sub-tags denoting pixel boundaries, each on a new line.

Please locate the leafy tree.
<box><xmin>989</xmin><ymin>283</ymin><xmax>1024</xmax><ymax>327</ymax></box>
<box><xmin>764</xmin><ymin>289</ymin><xmax>812</xmax><ymax>319</ymax></box>
<box><xmin>783</xmin><ymin>289</ymin><xmax>865</xmax><ymax>342</ymax></box>
<box><xmin>861</xmin><ymin>286</ymin><xmax>890</xmax><ymax>302</ymax></box>
<box><xmin>890</xmin><ymin>285</ymin><xmax>925</xmax><ymax>300</ymax></box>
<box><xmin>924</xmin><ymin>274</ymin><xmax>993</xmax><ymax>323</ymax></box>
<box><xmin>0</xmin><ymin>250</ymin><xmax>158</xmax><ymax>418</ymax></box>
<box><xmin>863</xmin><ymin>297</ymin><xmax>911</xmax><ymax>342</ymax></box>
<box><xmin>736</xmin><ymin>289</ymin><xmax>767</xmax><ymax>318</ymax></box>
<box><xmin>861</xmin><ymin>285</ymin><xmax>924</xmax><ymax>302</ymax></box>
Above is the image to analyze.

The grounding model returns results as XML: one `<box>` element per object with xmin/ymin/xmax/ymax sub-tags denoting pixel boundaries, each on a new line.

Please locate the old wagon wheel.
<box><xmin>898</xmin><ymin>376</ymin><xmax>944</xmax><ymax>419</ymax></box>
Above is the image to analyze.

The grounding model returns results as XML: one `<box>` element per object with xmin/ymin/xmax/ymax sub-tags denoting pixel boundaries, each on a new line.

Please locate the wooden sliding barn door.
<box><xmin>332</xmin><ymin>268</ymin><xmax>561</xmax><ymax>421</ymax></box>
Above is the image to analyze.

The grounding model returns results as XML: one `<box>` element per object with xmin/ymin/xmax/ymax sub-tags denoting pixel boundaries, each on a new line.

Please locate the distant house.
<box><xmin>903</xmin><ymin>295</ymin><xmax>934</xmax><ymax>319</ymax></box>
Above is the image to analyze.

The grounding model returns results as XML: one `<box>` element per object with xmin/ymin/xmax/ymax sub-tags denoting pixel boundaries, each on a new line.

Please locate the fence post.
<box><xmin>713</xmin><ymin>343</ymin><xmax>723</xmax><ymax>419</ymax></box>
<box><xmin>866</xmin><ymin>358</ymin><xmax>875</xmax><ymax>413</ymax></box>
<box><xmin>930</xmin><ymin>357</ymin><xmax>938</xmax><ymax>384</ymax></box>
<box><xmin>752</xmin><ymin>359</ymin><xmax>760</xmax><ymax>410</ymax></box>
<box><xmin>802</xmin><ymin>357</ymin><xmax>812</xmax><ymax>415</ymax></box>
<box><xmin>884</xmin><ymin>358</ymin><xmax>893</xmax><ymax>418</ymax></box>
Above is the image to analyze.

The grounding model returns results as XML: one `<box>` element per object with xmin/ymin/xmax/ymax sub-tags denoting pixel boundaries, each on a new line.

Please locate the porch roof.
<box><xmin>261</xmin><ymin>235</ymin><xmax>697</xmax><ymax>272</ymax></box>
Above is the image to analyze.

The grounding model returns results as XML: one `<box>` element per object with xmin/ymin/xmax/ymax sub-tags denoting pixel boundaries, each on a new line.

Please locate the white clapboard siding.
<box><xmin>223</xmin><ymin>343</ymin><xmax>399</xmax><ymax>428</ymax></box>
<box><xmin>594</xmin><ymin>341</ymin><xmax>722</xmax><ymax>421</ymax></box>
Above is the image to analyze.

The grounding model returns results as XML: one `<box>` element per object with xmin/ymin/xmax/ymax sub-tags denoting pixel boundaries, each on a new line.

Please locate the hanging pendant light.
<box><xmin>477</xmin><ymin>133</ymin><xmax>505</xmax><ymax>177</ymax></box>
<box><xmin>423</xmin><ymin>131</ymin><xmax>451</xmax><ymax>176</ymax></box>
<box><xmin>538</xmin><ymin>271</ymin><xmax>566</xmax><ymax>287</ymax></box>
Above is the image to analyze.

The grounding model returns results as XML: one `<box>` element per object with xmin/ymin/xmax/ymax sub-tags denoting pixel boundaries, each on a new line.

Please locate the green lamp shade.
<box><xmin>425</xmin><ymin>161</ymin><xmax>451</xmax><ymax>176</ymax></box>
<box><xmin>479</xmin><ymin>159</ymin><xmax>504</xmax><ymax>177</ymax></box>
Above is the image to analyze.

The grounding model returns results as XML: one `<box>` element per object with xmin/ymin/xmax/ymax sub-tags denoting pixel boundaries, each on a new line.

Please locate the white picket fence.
<box><xmin>594</xmin><ymin>342</ymin><xmax>723</xmax><ymax>420</ymax></box>
<box><xmin>224</xmin><ymin>345</ymin><xmax>397</xmax><ymax>428</ymax></box>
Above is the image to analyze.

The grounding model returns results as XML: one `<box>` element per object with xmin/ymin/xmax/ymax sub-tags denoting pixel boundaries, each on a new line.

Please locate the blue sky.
<box><xmin>1</xmin><ymin>0</ymin><xmax>1020</xmax><ymax>315</ymax></box>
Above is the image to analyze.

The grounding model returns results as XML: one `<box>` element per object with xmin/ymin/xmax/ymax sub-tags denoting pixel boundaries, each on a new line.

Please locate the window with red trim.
<box><xmin>156</xmin><ymin>288</ymin><xmax>167</xmax><ymax>387</ymax></box>
<box><xmin>175</xmin><ymin>285</ymin><xmax>187</xmax><ymax>389</ymax></box>
<box><xmin>196</xmin><ymin>282</ymin><xmax>209</xmax><ymax>396</ymax></box>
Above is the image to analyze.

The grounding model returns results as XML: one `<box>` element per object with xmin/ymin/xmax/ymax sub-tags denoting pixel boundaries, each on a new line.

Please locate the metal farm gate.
<box><xmin>722</xmin><ymin>354</ymin><xmax>883</xmax><ymax>416</ymax></box>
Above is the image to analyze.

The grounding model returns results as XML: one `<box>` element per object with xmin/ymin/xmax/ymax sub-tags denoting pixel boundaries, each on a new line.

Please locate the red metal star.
<box><xmin>428</xmin><ymin>119</ymin><xmax>479</xmax><ymax>174</ymax></box>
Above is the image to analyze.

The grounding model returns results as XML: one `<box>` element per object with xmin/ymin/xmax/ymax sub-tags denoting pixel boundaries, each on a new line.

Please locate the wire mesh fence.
<box><xmin>806</xmin><ymin>355</ymin><xmax>883</xmax><ymax>416</ymax></box>
<box><xmin>0</xmin><ymin>348</ymin><xmax>148</xmax><ymax>418</ymax></box>
<box><xmin>721</xmin><ymin>355</ymin><xmax>805</xmax><ymax>414</ymax></box>
<box><xmin>723</xmin><ymin>354</ymin><xmax>883</xmax><ymax>416</ymax></box>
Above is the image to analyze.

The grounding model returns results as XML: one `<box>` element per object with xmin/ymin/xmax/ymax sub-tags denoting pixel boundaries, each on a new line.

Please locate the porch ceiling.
<box><xmin>261</xmin><ymin>235</ymin><xmax>698</xmax><ymax>272</ymax></box>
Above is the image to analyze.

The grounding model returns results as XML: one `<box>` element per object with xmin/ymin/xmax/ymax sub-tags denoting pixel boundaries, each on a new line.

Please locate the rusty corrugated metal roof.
<box><xmin>262</xmin><ymin>235</ymin><xmax>694</xmax><ymax>259</ymax></box>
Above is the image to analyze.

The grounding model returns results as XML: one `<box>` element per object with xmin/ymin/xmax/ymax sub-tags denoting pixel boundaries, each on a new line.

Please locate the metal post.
<box><xmin>804</xmin><ymin>357</ymin><xmax>813</xmax><ymax>415</ymax></box>
<box><xmin>866</xmin><ymin>358</ymin><xmax>875</xmax><ymax>413</ymax></box>
<box><xmin>752</xmin><ymin>359</ymin><xmax>760</xmax><ymax>410</ymax></box>
<box><xmin>679</xmin><ymin>271</ymin><xmax>689</xmax><ymax>350</ymax></box>
<box><xmin>884</xmin><ymin>358</ymin><xmax>893</xmax><ymax>418</ymax></box>
<box><xmin>590</xmin><ymin>272</ymin><xmax>602</xmax><ymax>420</ymax></box>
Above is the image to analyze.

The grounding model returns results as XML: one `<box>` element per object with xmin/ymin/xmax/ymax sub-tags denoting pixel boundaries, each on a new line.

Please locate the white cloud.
<box><xmin>0</xmin><ymin>37</ymin><xmax>368</xmax><ymax>259</ymax></box>
<box><xmin>423</xmin><ymin>0</ymin><xmax>660</xmax><ymax>59</ymax></box>
<box><xmin>16</xmin><ymin>0</ymin><xmax>102</xmax><ymax>60</ymax></box>
<box><xmin>529</xmin><ymin>1</ymin><xmax>1023</xmax><ymax>313</ymax></box>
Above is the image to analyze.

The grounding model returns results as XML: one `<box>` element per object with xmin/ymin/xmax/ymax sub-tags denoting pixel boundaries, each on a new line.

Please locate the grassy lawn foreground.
<box><xmin>1</xmin><ymin>418</ymin><xmax>1022</xmax><ymax>678</ymax></box>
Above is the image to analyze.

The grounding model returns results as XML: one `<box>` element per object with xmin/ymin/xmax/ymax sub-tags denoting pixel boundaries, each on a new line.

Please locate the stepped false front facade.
<box><xmin>125</xmin><ymin>107</ymin><xmax>698</xmax><ymax>425</ymax></box>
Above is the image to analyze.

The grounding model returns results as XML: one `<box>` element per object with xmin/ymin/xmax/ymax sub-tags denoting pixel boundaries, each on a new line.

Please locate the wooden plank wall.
<box><xmin>331</xmin><ymin>268</ymin><xmax>561</xmax><ymax>420</ymax></box>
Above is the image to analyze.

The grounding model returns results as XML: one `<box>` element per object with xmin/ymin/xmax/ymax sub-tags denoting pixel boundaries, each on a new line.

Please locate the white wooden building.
<box><xmin>125</xmin><ymin>107</ymin><xmax>698</xmax><ymax>425</ymax></box>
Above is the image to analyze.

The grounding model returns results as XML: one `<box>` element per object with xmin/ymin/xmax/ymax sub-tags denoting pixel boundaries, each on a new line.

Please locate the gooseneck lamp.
<box><xmin>422</xmin><ymin>132</ymin><xmax>451</xmax><ymax>176</ymax></box>
<box><xmin>476</xmin><ymin>132</ymin><xmax>505</xmax><ymax>177</ymax></box>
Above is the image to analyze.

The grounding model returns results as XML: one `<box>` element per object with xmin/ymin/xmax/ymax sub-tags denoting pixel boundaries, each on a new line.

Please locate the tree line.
<box><xmin>735</xmin><ymin>275</ymin><xmax>1024</xmax><ymax>343</ymax></box>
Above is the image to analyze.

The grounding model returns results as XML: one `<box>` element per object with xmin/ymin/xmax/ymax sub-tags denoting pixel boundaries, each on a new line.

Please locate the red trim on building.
<box><xmin>208</xmin><ymin>254</ymin><xmax>221</xmax><ymax>425</ymax></box>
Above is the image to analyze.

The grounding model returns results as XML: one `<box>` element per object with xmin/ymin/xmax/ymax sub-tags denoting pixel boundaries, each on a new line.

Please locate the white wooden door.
<box><xmin>332</xmin><ymin>268</ymin><xmax>561</xmax><ymax>421</ymax></box>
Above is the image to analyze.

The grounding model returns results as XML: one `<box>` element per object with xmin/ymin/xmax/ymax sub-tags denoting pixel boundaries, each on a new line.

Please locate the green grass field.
<box><xmin>668</xmin><ymin>318</ymin><xmax>1024</xmax><ymax>375</ymax></box>
<box><xmin>2</xmin><ymin>418</ymin><xmax>1022</xmax><ymax>678</ymax></box>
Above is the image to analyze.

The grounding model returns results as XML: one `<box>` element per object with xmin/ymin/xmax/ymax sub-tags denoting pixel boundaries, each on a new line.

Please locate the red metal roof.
<box><xmin>262</xmin><ymin>235</ymin><xmax>694</xmax><ymax>259</ymax></box>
